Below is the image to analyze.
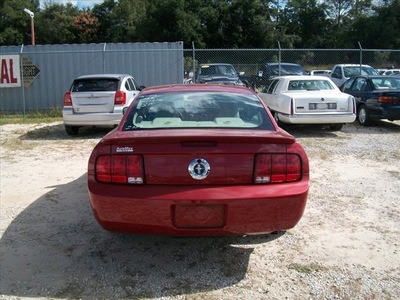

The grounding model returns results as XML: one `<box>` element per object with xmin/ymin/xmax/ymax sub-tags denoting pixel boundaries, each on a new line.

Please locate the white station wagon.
<box><xmin>62</xmin><ymin>74</ymin><xmax>144</xmax><ymax>135</ymax></box>
<box><xmin>259</xmin><ymin>75</ymin><xmax>356</xmax><ymax>131</ymax></box>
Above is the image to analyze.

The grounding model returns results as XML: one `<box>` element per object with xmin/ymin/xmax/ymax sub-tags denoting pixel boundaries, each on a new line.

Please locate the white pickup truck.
<box><xmin>327</xmin><ymin>64</ymin><xmax>379</xmax><ymax>86</ymax></box>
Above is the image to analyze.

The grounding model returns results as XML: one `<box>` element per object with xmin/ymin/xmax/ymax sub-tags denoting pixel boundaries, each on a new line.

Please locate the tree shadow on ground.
<box><xmin>0</xmin><ymin>174</ymin><xmax>283</xmax><ymax>299</ymax></box>
<box><xmin>19</xmin><ymin>122</ymin><xmax>114</xmax><ymax>141</ymax></box>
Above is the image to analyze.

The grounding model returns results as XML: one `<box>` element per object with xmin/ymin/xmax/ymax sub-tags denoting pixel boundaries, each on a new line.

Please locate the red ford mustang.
<box><xmin>88</xmin><ymin>84</ymin><xmax>310</xmax><ymax>236</ymax></box>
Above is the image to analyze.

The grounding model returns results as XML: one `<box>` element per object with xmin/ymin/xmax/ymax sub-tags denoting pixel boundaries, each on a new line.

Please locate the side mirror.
<box><xmin>122</xmin><ymin>107</ymin><xmax>129</xmax><ymax>115</ymax></box>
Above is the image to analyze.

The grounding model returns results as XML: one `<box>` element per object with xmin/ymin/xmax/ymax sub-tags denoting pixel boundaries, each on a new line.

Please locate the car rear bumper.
<box><xmin>279</xmin><ymin>113</ymin><xmax>356</xmax><ymax>124</ymax></box>
<box><xmin>88</xmin><ymin>180</ymin><xmax>309</xmax><ymax>236</ymax></box>
<box><xmin>373</xmin><ymin>107</ymin><xmax>400</xmax><ymax>121</ymax></box>
<box><xmin>62</xmin><ymin>107</ymin><xmax>123</xmax><ymax>126</ymax></box>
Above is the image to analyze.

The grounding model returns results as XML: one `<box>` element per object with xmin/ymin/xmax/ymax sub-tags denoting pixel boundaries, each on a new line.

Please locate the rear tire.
<box><xmin>328</xmin><ymin>124</ymin><xmax>343</xmax><ymax>131</ymax></box>
<box><xmin>358</xmin><ymin>106</ymin><xmax>371</xmax><ymax>126</ymax></box>
<box><xmin>272</xmin><ymin>111</ymin><xmax>286</xmax><ymax>129</ymax></box>
<box><xmin>65</xmin><ymin>125</ymin><xmax>79</xmax><ymax>135</ymax></box>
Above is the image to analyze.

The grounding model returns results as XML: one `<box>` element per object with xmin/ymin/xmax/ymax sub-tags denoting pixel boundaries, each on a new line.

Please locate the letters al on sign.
<box><xmin>0</xmin><ymin>55</ymin><xmax>21</xmax><ymax>88</ymax></box>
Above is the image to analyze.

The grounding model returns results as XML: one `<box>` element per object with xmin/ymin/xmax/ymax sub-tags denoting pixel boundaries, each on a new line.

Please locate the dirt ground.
<box><xmin>1</xmin><ymin>120</ymin><xmax>399</xmax><ymax>300</ymax></box>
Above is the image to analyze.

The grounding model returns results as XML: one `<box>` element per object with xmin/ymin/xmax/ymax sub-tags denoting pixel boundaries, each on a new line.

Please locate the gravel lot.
<box><xmin>1</xmin><ymin>120</ymin><xmax>399</xmax><ymax>300</ymax></box>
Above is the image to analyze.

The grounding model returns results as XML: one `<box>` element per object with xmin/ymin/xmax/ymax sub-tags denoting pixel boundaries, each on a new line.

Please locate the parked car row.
<box><xmin>62</xmin><ymin>70</ymin><xmax>399</xmax><ymax>137</ymax></box>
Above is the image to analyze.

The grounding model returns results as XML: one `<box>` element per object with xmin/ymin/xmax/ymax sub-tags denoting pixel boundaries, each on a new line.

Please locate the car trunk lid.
<box><xmin>70</xmin><ymin>78</ymin><xmax>120</xmax><ymax>113</ymax></box>
<box><xmin>71</xmin><ymin>91</ymin><xmax>116</xmax><ymax>113</ymax></box>
<box><xmin>286</xmin><ymin>90</ymin><xmax>351</xmax><ymax>113</ymax></box>
<box><xmin>102</xmin><ymin>129</ymin><xmax>296</xmax><ymax>185</ymax></box>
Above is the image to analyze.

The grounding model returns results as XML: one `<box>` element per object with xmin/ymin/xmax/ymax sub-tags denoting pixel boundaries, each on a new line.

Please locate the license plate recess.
<box><xmin>174</xmin><ymin>204</ymin><xmax>226</xmax><ymax>229</ymax></box>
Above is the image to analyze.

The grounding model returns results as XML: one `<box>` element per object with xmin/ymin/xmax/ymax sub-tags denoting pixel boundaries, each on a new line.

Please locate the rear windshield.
<box><xmin>287</xmin><ymin>79</ymin><xmax>336</xmax><ymax>91</ymax></box>
<box><xmin>371</xmin><ymin>77</ymin><xmax>400</xmax><ymax>89</ymax></box>
<box><xmin>122</xmin><ymin>91</ymin><xmax>274</xmax><ymax>130</ymax></box>
<box><xmin>71</xmin><ymin>78</ymin><xmax>119</xmax><ymax>92</ymax></box>
<box><xmin>198</xmin><ymin>65</ymin><xmax>238</xmax><ymax>77</ymax></box>
<box><xmin>270</xmin><ymin>65</ymin><xmax>306</xmax><ymax>76</ymax></box>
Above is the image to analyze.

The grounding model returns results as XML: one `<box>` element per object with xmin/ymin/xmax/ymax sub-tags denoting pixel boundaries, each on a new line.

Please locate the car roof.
<box><xmin>338</xmin><ymin>64</ymin><xmax>374</xmax><ymax>67</ymax></box>
<box><xmin>75</xmin><ymin>74</ymin><xmax>132</xmax><ymax>80</ymax></box>
<box><xmin>349</xmin><ymin>75</ymin><xmax>393</xmax><ymax>79</ymax></box>
<box><xmin>273</xmin><ymin>75</ymin><xmax>332</xmax><ymax>80</ymax></box>
<box><xmin>266</xmin><ymin>63</ymin><xmax>302</xmax><ymax>66</ymax></box>
<box><xmin>199</xmin><ymin>63</ymin><xmax>234</xmax><ymax>66</ymax></box>
<box><xmin>140</xmin><ymin>84</ymin><xmax>254</xmax><ymax>95</ymax></box>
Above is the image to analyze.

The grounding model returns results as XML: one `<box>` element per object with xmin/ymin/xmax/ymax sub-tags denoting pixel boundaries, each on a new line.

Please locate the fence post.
<box><xmin>192</xmin><ymin>41</ymin><xmax>195</xmax><ymax>82</ymax></box>
<box><xmin>278</xmin><ymin>41</ymin><xmax>281</xmax><ymax>76</ymax></box>
<box><xmin>103</xmin><ymin>42</ymin><xmax>107</xmax><ymax>73</ymax></box>
<box><xmin>358</xmin><ymin>41</ymin><xmax>363</xmax><ymax>69</ymax></box>
<box><xmin>20</xmin><ymin>44</ymin><xmax>25</xmax><ymax>116</ymax></box>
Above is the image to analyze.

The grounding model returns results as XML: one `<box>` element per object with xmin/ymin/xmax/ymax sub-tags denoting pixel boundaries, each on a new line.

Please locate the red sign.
<box><xmin>0</xmin><ymin>55</ymin><xmax>21</xmax><ymax>88</ymax></box>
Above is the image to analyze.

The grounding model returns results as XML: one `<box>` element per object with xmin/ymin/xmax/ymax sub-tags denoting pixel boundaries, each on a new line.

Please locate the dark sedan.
<box><xmin>341</xmin><ymin>75</ymin><xmax>400</xmax><ymax>125</ymax></box>
<box><xmin>88</xmin><ymin>84</ymin><xmax>310</xmax><ymax>236</ymax></box>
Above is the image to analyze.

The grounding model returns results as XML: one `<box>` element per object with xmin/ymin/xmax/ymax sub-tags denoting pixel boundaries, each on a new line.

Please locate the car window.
<box><xmin>270</xmin><ymin>64</ymin><xmax>306</xmax><ymax>76</ymax></box>
<box><xmin>131</xmin><ymin>78</ymin><xmax>140</xmax><ymax>90</ymax></box>
<box><xmin>372</xmin><ymin>77</ymin><xmax>400</xmax><ymax>89</ymax></box>
<box><xmin>71</xmin><ymin>78</ymin><xmax>119</xmax><ymax>92</ymax></box>
<box><xmin>352</xmin><ymin>78</ymin><xmax>367</xmax><ymax>91</ymax></box>
<box><xmin>344</xmin><ymin>66</ymin><xmax>379</xmax><ymax>77</ymax></box>
<box><xmin>332</xmin><ymin>67</ymin><xmax>341</xmax><ymax>77</ymax></box>
<box><xmin>287</xmin><ymin>79</ymin><xmax>335</xmax><ymax>91</ymax></box>
<box><xmin>342</xmin><ymin>78</ymin><xmax>355</xmax><ymax>91</ymax></box>
<box><xmin>266</xmin><ymin>79</ymin><xmax>279</xmax><ymax>94</ymax></box>
<box><xmin>199</xmin><ymin>65</ymin><xmax>237</xmax><ymax>77</ymax></box>
<box><xmin>122</xmin><ymin>91</ymin><xmax>274</xmax><ymax>131</ymax></box>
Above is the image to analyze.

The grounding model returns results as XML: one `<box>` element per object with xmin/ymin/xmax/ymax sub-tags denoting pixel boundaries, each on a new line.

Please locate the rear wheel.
<box><xmin>65</xmin><ymin>125</ymin><xmax>79</xmax><ymax>135</ymax></box>
<box><xmin>358</xmin><ymin>106</ymin><xmax>370</xmax><ymax>126</ymax></box>
<box><xmin>328</xmin><ymin>124</ymin><xmax>343</xmax><ymax>131</ymax></box>
<box><xmin>272</xmin><ymin>111</ymin><xmax>286</xmax><ymax>129</ymax></box>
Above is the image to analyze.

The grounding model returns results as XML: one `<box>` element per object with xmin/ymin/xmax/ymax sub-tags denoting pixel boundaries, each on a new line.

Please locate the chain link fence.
<box><xmin>0</xmin><ymin>42</ymin><xmax>183</xmax><ymax>114</ymax></box>
<box><xmin>1</xmin><ymin>43</ymin><xmax>399</xmax><ymax>114</ymax></box>
<box><xmin>184</xmin><ymin>47</ymin><xmax>400</xmax><ymax>88</ymax></box>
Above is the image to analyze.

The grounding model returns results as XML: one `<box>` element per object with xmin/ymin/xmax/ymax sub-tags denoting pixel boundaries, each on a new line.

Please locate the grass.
<box><xmin>0</xmin><ymin>110</ymin><xmax>62</xmax><ymax>125</ymax></box>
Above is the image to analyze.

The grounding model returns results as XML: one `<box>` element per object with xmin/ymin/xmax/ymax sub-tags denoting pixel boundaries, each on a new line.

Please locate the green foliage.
<box><xmin>0</xmin><ymin>0</ymin><xmax>399</xmax><ymax>49</ymax></box>
<box><xmin>0</xmin><ymin>110</ymin><xmax>62</xmax><ymax>125</ymax></box>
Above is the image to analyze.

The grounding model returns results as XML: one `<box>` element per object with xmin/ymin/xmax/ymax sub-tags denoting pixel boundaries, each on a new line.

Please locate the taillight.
<box><xmin>95</xmin><ymin>155</ymin><xmax>144</xmax><ymax>184</ymax></box>
<box><xmin>114</xmin><ymin>91</ymin><xmax>126</xmax><ymax>105</ymax></box>
<box><xmin>290</xmin><ymin>98</ymin><xmax>294</xmax><ymax>115</ymax></box>
<box><xmin>378</xmin><ymin>95</ymin><xmax>399</xmax><ymax>104</ymax></box>
<box><xmin>63</xmin><ymin>91</ymin><xmax>72</xmax><ymax>106</ymax></box>
<box><xmin>254</xmin><ymin>154</ymin><xmax>301</xmax><ymax>184</ymax></box>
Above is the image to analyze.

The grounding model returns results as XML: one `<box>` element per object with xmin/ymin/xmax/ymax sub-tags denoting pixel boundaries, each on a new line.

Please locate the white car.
<box><xmin>259</xmin><ymin>76</ymin><xmax>356</xmax><ymax>131</ymax></box>
<box><xmin>383</xmin><ymin>69</ymin><xmax>400</xmax><ymax>76</ymax></box>
<box><xmin>309</xmin><ymin>69</ymin><xmax>331</xmax><ymax>76</ymax></box>
<box><xmin>62</xmin><ymin>74</ymin><xmax>144</xmax><ymax>135</ymax></box>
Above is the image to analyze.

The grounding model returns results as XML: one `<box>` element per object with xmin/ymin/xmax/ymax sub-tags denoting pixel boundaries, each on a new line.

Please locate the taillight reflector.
<box><xmin>378</xmin><ymin>95</ymin><xmax>400</xmax><ymax>104</ymax></box>
<box><xmin>115</xmin><ymin>91</ymin><xmax>126</xmax><ymax>105</ymax></box>
<box><xmin>63</xmin><ymin>91</ymin><xmax>72</xmax><ymax>106</ymax></box>
<box><xmin>96</xmin><ymin>155</ymin><xmax>144</xmax><ymax>184</ymax></box>
<box><xmin>254</xmin><ymin>154</ymin><xmax>301</xmax><ymax>184</ymax></box>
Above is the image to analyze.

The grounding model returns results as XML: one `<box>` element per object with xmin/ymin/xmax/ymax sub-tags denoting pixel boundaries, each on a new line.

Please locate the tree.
<box><xmin>281</xmin><ymin>0</ymin><xmax>331</xmax><ymax>48</ymax></box>
<box><xmin>0</xmin><ymin>0</ymin><xmax>38</xmax><ymax>45</ymax></box>
<box><xmin>72</xmin><ymin>11</ymin><xmax>99</xmax><ymax>43</ymax></box>
<box><xmin>35</xmin><ymin>4</ymin><xmax>80</xmax><ymax>44</ymax></box>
